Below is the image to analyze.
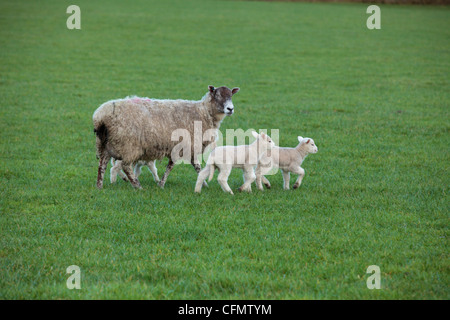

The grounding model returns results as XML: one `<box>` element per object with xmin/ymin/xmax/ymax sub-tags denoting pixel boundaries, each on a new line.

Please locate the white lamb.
<box><xmin>256</xmin><ymin>136</ymin><xmax>318</xmax><ymax>190</ymax></box>
<box><xmin>110</xmin><ymin>159</ymin><xmax>160</xmax><ymax>184</ymax></box>
<box><xmin>195</xmin><ymin>131</ymin><xmax>275</xmax><ymax>194</ymax></box>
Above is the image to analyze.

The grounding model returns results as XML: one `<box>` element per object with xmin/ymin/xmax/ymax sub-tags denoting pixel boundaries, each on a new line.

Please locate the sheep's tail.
<box><xmin>93</xmin><ymin>117</ymin><xmax>108</xmax><ymax>159</ymax></box>
<box><xmin>208</xmin><ymin>163</ymin><xmax>216</xmax><ymax>182</ymax></box>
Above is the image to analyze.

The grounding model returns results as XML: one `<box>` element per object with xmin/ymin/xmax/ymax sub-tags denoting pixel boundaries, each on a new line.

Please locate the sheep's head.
<box><xmin>208</xmin><ymin>85</ymin><xmax>239</xmax><ymax>116</ymax></box>
<box><xmin>252</xmin><ymin>131</ymin><xmax>275</xmax><ymax>151</ymax></box>
<box><xmin>298</xmin><ymin>136</ymin><xmax>318</xmax><ymax>154</ymax></box>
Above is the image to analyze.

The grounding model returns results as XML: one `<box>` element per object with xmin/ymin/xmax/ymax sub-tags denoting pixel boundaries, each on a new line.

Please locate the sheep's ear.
<box><xmin>231</xmin><ymin>87</ymin><xmax>240</xmax><ymax>95</ymax></box>
<box><xmin>298</xmin><ymin>136</ymin><xmax>303</xmax><ymax>142</ymax></box>
<box><xmin>252</xmin><ymin>131</ymin><xmax>259</xmax><ymax>139</ymax></box>
<box><xmin>306</xmin><ymin>139</ymin><xmax>310</xmax><ymax>144</ymax></box>
<box><xmin>208</xmin><ymin>85</ymin><xmax>215</xmax><ymax>93</ymax></box>
<box><xmin>260</xmin><ymin>132</ymin><xmax>267</xmax><ymax>139</ymax></box>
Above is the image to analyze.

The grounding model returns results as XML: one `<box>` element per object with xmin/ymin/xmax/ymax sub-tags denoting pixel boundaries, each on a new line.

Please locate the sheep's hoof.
<box><xmin>292</xmin><ymin>184</ymin><xmax>299</xmax><ymax>189</ymax></box>
<box><xmin>264</xmin><ymin>184</ymin><xmax>271</xmax><ymax>189</ymax></box>
<box><xmin>157</xmin><ymin>181</ymin><xmax>165</xmax><ymax>189</ymax></box>
<box><xmin>203</xmin><ymin>181</ymin><xmax>208</xmax><ymax>187</ymax></box>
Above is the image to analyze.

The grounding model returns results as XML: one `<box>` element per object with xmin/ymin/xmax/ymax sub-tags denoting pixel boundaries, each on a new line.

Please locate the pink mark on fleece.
<box><xmin>130</xmin><ymin>97</ymin><xmax>151</xmax><ymax>104</ymax></box>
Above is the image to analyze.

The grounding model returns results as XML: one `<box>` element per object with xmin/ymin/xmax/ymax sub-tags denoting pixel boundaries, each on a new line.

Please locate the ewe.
<box><xmin>256</xmin><ymin>136</ymin><xmax>318</xmax><ymax>190</ymax></box>
<box><xmin>93</xmin><ymin>86</ymin><xmax>239</xmax><ymax>189</ymax></box>
<box><xmin>195</xmin><ymin>131</ymin><xmax>275</xmax><ymax>195</ymax></box>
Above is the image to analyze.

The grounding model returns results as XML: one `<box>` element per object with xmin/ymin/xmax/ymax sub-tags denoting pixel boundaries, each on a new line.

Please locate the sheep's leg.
<box><xmin>122</xmin><ymin>163</ymin><xmax>142</xmax><ymax>189</ymax></box>
<box><xmin>158</xmin><ymin>159</ymin><xmax>174</xmax><ymax>189</ymax></box>
<box><xmin>147</xmin><ymin>161</ymin><xmax>160</xmax><ymax>183</ymax></box>
<box><xmin>292</xmin><ymin>167</ymin><xmax>306</xmax><ymax>190</ymax></box>
<box><xmin>238</xmin><ymin>167</ymin><xmax>255</xmax><ymax>193</ymax></box>
<box><xmin>97</xmin><ymin>155</ymin><xmax>111</xmax><ymax>189</ymax></box>
<box><xmin>282</xmin><ymin>170</ymin><xmax>290</xmax><ymax>190</ymax></box>
<box><xmin>195</xmin><ymin>165</ymin><xmax>210</xmax><ymax>193</ymax></box>
<box><xmin>217</xmin><ymin>168</ymin><xmax>233</xmax><ymax>195</ymax></box>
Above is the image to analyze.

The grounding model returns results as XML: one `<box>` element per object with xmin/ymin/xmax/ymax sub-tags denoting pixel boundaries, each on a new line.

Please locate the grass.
<box><xmin>0</xmin><ymin>0</ymin><xmax>448</xmax><ymax>299</ymax></box>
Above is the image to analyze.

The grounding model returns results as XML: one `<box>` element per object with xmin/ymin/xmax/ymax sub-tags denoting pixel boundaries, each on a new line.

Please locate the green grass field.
<box><xmin>0</xmin><ymin>0</ymin><xmax>448</xmax><ymax>299</ymax></box>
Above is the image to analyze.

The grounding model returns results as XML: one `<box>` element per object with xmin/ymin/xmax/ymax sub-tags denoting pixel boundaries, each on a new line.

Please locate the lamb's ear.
<box><xmin>251</xmin><ymin>131</ymin><xmax>259</xmax><ymax>139</ymax></box>
<box><xmin>298</xmin><ymin>136</ymin><xmax>303</xmax><ymax>142</ymax></box>
<box><xmin>306</xmin><ymin>139</ymin><xmax>310</xmax><ymax>144</ymax></box>
<box><xmin>208</xmin><ymin>85</ymin><xmax>215</xmax><ymax>93</ymax></box>
<box><xmin>231</xmin><ymin>87</ymin><xmax>240</xmax><ymax>95</ymax></box>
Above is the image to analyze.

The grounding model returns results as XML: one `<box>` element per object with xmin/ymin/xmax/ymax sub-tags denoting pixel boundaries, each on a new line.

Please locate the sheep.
<box><xmin>93</xmin><ymin>86</ymin><xmax>240</xmax><ymax>189</ymax></box>
<box><xmin>195</xmin><ymin>131</ymin><xmax>275</xmax><ymax>195</ymax></box>
<box><xmin>110</xmin><ymin>159</ymin><xmax>160</xmax><ymax>184</ymax></box>
<box><xmin>255</xmin><ymin>136</ymin><xmax>318</xmax><ymax>191</ymax></box>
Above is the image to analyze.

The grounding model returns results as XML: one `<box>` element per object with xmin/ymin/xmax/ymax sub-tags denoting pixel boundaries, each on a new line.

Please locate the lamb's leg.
<box><xmin>118</xmin><ymin>169</ymin><xmax>129</xmax><ymax>181</ymax></box>
<box><xmin>191</xmin><ymin>160</ymin><xmax>208</xmax><ymax>187</ymax></box>
<box><xmin>134</xmin><ymin>162</ymin><xmax>143</xmax><ymax>179</ymax></box>
<box><xmin>158</xmin><ymin>159</ymin><xmax>174</xmax><ymax>189</ymax></box>
<box><xmin>238</xmin><ymin>167</ymin><xmax>255</xmax><ymax>193</ymax></box>
<box><xmin>110</xmin><ymin>159</ymin><xmax>120</xmax><ymax>184</ymax></box>
<box><xmin>147</xmin><ymin>161</ymin><xmax>160</xmax><ymax>183</ymax></box>
<box><xmin>122</xmin><ymin>163</ymin><xmax>142</xmax><ymax>189</ymax></box>
<box><xmin>217</xmin><ymin>168</ymin><xmax>233</xmax><ymax>195</ymax></box>
<box><xmin>292</xmin><ymin>167</ymin><xmax>306</xmax><ymax>190</ymax></box>
<box><xmin>110</xmin><ymin>159</ymin><xmax>128</xmax><ymax>183</ymax></box>
<box><xmin>282</xmin><ymin>170</ymin><xmax>290</xmax><ymax>190</ymax></box>
<box><xmin>256</xmin><ymin>165</ymin><xmax>272</xmax><ymax>190</ymax></box>
<box><xmin>97</xmin><ymin>155</ymin><xmax>111</xmax><ymax>189</ymax></box>
<box><xmin>195</xmin><ymin>165</ymin><xmax>210</xmax><ymax>193</ymax></box>
<box><xmin>255</xmin><ymin>165</ymin><xmax>264</xmax><ymax>191</ymax></box>
<box><xmin>262</xmin><ymin>176</ymin><xmax>271</xmax><ymax>189</ymax></box>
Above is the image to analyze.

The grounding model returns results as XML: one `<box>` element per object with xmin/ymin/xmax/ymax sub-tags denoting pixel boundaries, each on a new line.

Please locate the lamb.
<box><xmin>255</xmin><ymin>136</ymin><xmax>318</xmax><ymax>190</ymax></box>
<box><xmin>110</xmin><ymin>159</ymin><xmax>160</xmax><ymax>184</ymax></box>
<box><xmin>93</xmin><ymin>85</ymin><xmax>239</xmax><ymax>189</ymax></box>
<box><xmin>195</xmin><ymin>131</ymin><xmax>275</xmax><ymax>195</ymax></box>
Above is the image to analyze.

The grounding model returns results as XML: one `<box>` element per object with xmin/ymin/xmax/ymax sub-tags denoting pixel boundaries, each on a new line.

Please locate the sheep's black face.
<box><xmin>209</xmin><ymin>86</ymin><xmax>239</xmax><ymax>115</ymax></box>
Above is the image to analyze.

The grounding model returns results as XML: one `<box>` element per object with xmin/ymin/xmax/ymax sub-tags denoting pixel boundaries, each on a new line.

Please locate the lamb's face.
<box><xmin>304</xmin><ymin>138</ymin><xmax>318</xmax><ymax>154</ymax></box>
<box><xmin>209</xmin><ymin>86</ymin><xmax>239</xmax><ymax>116</ymax></box>
<box><xmin>254</xmin><ymin>131</ymin><xmax>275</xmax><ymax>151</ymax></box>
